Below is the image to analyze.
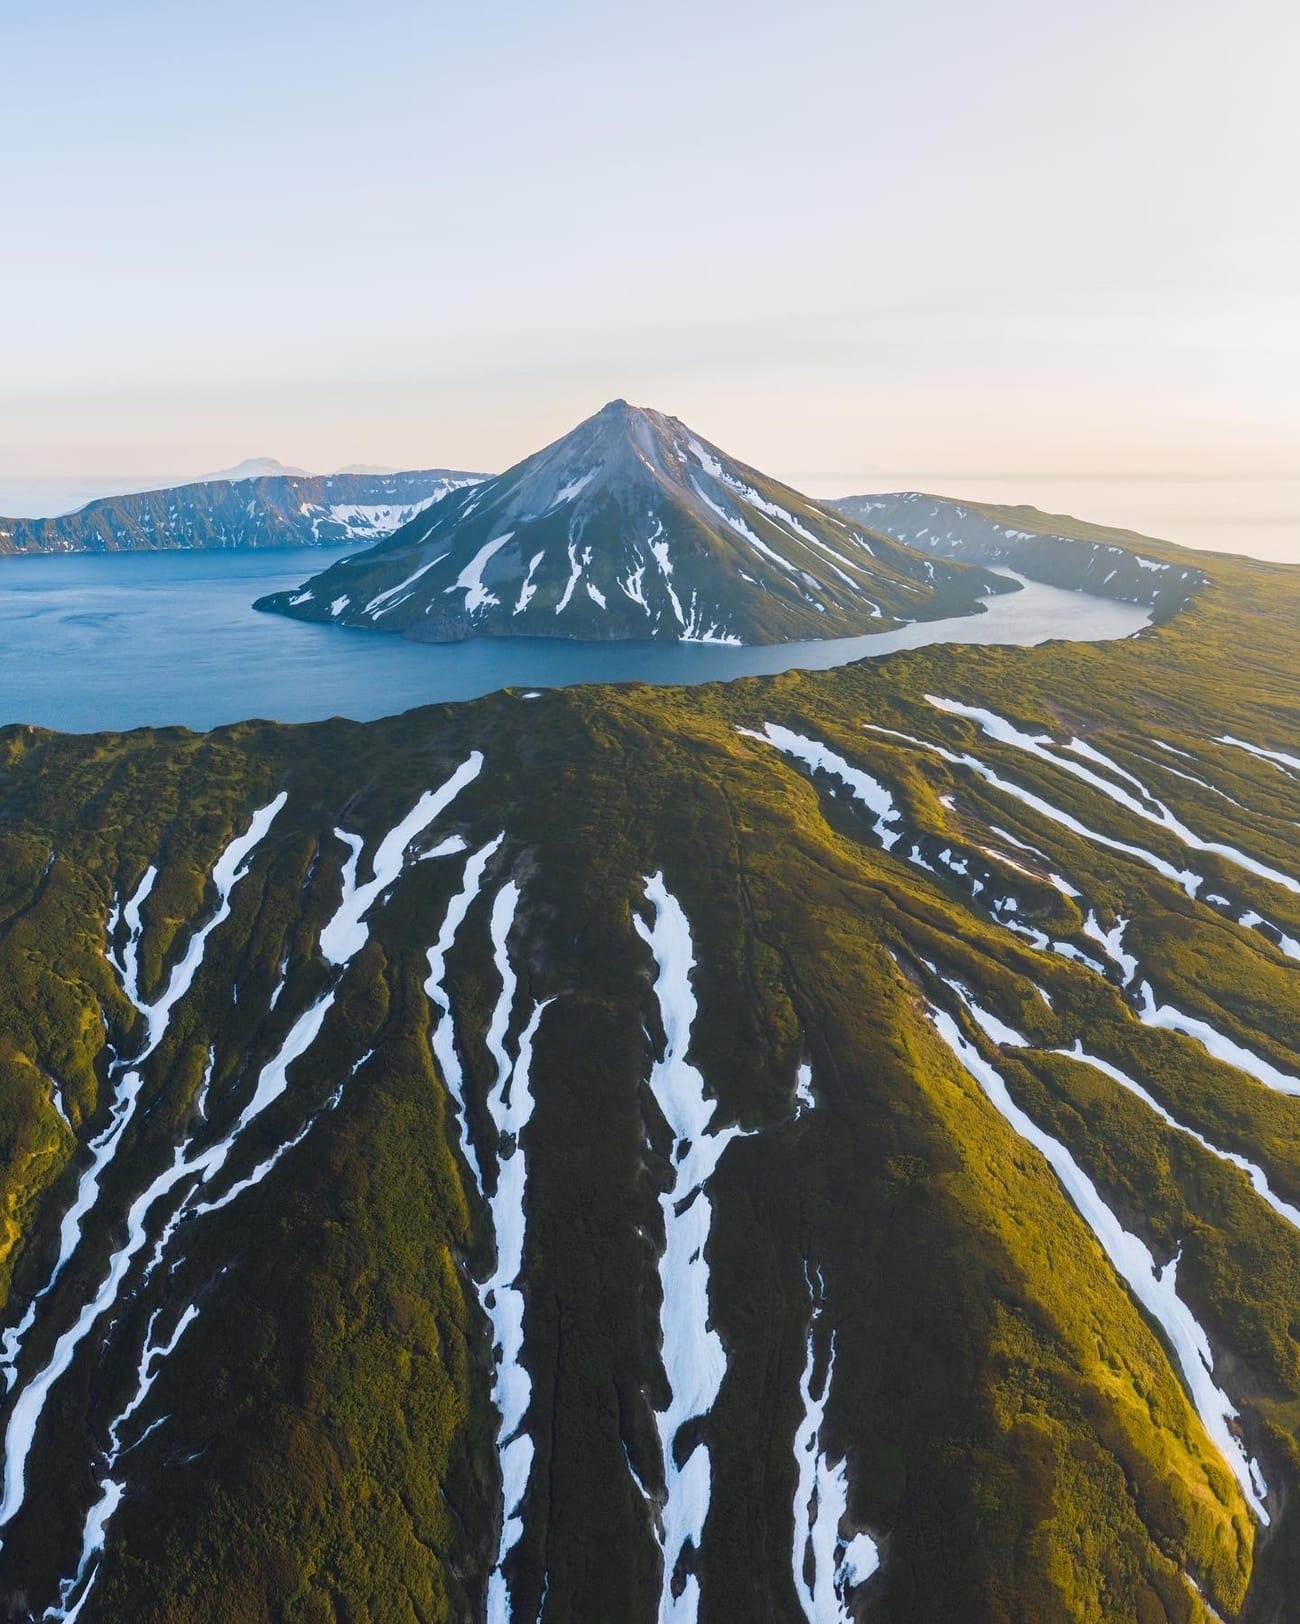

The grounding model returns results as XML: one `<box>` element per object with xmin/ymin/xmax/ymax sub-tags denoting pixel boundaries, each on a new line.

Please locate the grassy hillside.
<box><xmin>0</xmin><ymin>535</ymin><xmax>1297</xmax><ymax>1620</ymax></box>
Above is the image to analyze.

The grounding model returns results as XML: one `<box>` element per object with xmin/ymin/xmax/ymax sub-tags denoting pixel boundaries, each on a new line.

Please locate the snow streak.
<box><xmin>46</xmin><ymin>1303</ymin><xmax>202</xmax><ymax>1620</ymax></box>
<box><xmin>513</xmin><ymin>550</ymin><xmax>545</xmax><ymax>615</ymax></box>
<box><xmin>634</xmin><ymin>873</ymin><xmax>747</xmax><ymax>1622</ymax></box>
<box><xmin>1136</xmin><ymin>982</ymin><xmax>1300</xmax><ymax>1096</ymax></box>
<box><xmin>932</xmin><ymin>991</ymin><xmax>1269</xmax><ymax>1521</ymax></box>
<box><xmin>1051</xmin><ymin>1043</ymin><xmax>1300</xmax><ymax>1231</ymax></box>
<box><xmin>865</xmin><ymin>723</ymin><xmax>1203</xmax><ymax>899</ymax></box>
<box><xmin>0</xmin><ymin>793</ymin><xmax>286</xmax><ymax>1394</ymax></box>
<box><xmin>319</xmin><ymin>754</ymin><xmax>483</xmax><ymax>964</ymax></box>
<box><xmin>423</xmin><ymin>861</ymin><xmax>547</xmax><ymax>1623</ymax></box>
<box><xmin>481</xmin><ymin>977</ymin><xmax>549</xmax><ymax>1618</ymax></box>
<box><xmin>1218</xmin><ymin>735</ymin><xmax>1300</xmax><ymax>779</ymax></box>
<box><xmin>791</xmin><ymin>1271</ymin><xmax>879</xmax><ymax>1621</ymax></box>
<box><xmin>449</xmin><ymin>534</ymin><xmax>514</xmax><ymax>616</ymax></box>
<box><xmin>0</xmin><ymin>763</ymin><xmax>479</xmax><ymax>1595</ymax></box>
<box><xmin>930</xmin><ymin>700</ymin><xmax>1300</xmax><ymax>897</ymax></box>
<box><xmin>424</xmin><ymin>837</ymin><xmax>503</xmax><ymax>1193</ymax></box>
<box><xmin>741</xmin><ymin>725</ymin><xmax>903</xmax><ymax>850</ymax></box>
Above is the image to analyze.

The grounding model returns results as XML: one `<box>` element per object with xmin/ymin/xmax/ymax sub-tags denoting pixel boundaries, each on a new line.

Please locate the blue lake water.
<box><xmin>0</xmin><ymin>546</ymin><xmax>1152</xmax><ymax>734</ymax></box>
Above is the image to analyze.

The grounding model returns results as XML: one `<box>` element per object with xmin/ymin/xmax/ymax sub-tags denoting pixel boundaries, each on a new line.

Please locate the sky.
<box><xmin>1</xmin><ymin>0</ymin><xmax>1296</xmax><ymax>531</ymax></box>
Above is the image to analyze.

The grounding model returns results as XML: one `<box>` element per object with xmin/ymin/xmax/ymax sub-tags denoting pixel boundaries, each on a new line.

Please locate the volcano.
<box><xmin>256</xmin><ymin>401</ymin><xmax>1008</xmax><ymax>644</ymax></box>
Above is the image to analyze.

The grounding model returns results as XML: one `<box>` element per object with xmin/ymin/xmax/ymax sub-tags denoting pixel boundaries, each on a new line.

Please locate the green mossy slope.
<box><xmin>0</xmin><ymin>533</ymin><xmax>1296</xmax><ymax>1620</ymax></box>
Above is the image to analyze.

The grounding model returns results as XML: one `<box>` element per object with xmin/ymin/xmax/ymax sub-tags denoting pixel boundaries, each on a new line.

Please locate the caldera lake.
<box><xmin>0</xmin><ymin>545</ymin><xmax>1152</xmax><ymax>733</ymax></box>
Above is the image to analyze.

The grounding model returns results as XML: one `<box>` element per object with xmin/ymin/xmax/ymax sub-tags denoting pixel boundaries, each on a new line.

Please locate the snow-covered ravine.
<box><xmin>45</xmin><ymin>1301</ymin><xmax>202</xmax><ymax>1622</ymax></box>
<box><xmin>1049</xmin><ymin>1043</ymin><xmax>1300</xmax><ymax>1231</ymax></box>
<box><xmin>480</xmin><ymin>887</ymin><xmax>548</xmax><ymax>1624</ymax></box>
<box><xmin>929</xmin><ymin>700</ymin><xmax>1300</xmax><ymax>898</ymax></box>
<box><xmin>634</xmin><ymin>874</ymin><xmax>748</xmax><ymax>1623</ymax></box>
<box><xmin>117</xmin><ymin>790</ymin><xmax>291</xmax><ymax>1058</ymax></box>
<box><xmin>742</xmin><ymin>724</ymin><xmax>1135</xmax><ymax>976</ymax></box>
<box><xmin>931</xmin><ymin>990</ymin><xmax>1270</xmax><ymax>1523</ymax></box>
<box><xmin>743</xmin><ymin>719</ymin><xmax>1300</xmax><ymax>1127</ymax></box>
<box><xmin>1234</xmin><ymin>907</ymin><xmax>1300</xmax><ymax>964</ymax></box>
<box><xmin>1135</xmin><ymin>982</ymin><xmax>1300</xmax><ymax>1097</ymax></box>
<box><xmin>0</xmin><ymin>761</ymin><xmax>482</xmax><ymax>1597</ymax></box>
<box><xmin>423</xmin><ymin>860</ymin><xmax>548</xmax><ymax>1622</ymax></box>
<box><xmin>319</xmin><ymin>753</ymin><xmax>483</xmax><ymax>963</ymax></box>
<box><xmin>988</xmin><ymin>889</ymin><xmax>1300</xmax><ymax>1109</ymax></box>
<box><xmin>424</xmin><ymin>835</ymin><xmax>504</xmax><ymax>1195</ymax></box>
<box><xmin>758</xmin><ymin>710</ymin><xmax>1298</xmax><ymax>1005</ymax></box>
<box><xmin>791</xmin><ymin>1269</ymin><xmax>879</xmax><ymax>1622</ymax></box>
<box><xmin>863</xmin><ymin>722</ymin><xmax>1204</xmax><ymax>899</ymax></box>
<box><xmin>1218</xmin><ymin>734</ymin><xmax>1300</xmax><ymax>780</ymax></box>
<box><xmin>740</xmin><ymin>725</ymin><xmax>903</xmax><ymax>849</ymax></box>
<box><xmin>0</xmin><ymin>793</ymin><xmax>286</xmax><ymax>1394</ymax></box>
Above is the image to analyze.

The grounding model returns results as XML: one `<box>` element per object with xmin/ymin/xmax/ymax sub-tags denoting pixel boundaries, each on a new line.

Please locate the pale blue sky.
<box><xmin>1</xmin><ymin>0</ymin><xmax>1296</xmax><ymax>489</ymax></box>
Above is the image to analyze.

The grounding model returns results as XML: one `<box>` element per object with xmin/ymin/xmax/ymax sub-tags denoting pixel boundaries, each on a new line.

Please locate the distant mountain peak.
<box><xmin>205</xmin><ymin>456</ymin><xmax>312</xmax><ymax>482</ymax></box>
<box><xmin>257</xmin><ymin>403</ymin><xmax>1007</xmax><ymax>645</ymax></box>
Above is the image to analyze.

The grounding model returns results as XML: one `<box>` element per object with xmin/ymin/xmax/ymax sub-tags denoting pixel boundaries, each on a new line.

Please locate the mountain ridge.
<box><xmin>0</xmin><ymin>469</ymin><xmax>486</xmax><ymax>555</ymax></box>
<box><xmin>834</xmin><ymin>490</ymin><xmax>1210</xmax><ymax>619</ymax></box>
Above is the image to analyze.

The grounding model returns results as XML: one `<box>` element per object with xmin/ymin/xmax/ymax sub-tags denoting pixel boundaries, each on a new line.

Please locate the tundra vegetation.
<box><xmin>0</xmin><ymin>512</ymin><xmax>1297</xmax><ymax>1621</ymax></box>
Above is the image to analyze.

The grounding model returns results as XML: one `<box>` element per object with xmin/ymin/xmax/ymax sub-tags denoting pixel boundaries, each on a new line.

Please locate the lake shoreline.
<box><xmin>0</xmin><ymin>548</ymin><xmax>1150</xmax><ymax>735</ymax></box>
